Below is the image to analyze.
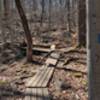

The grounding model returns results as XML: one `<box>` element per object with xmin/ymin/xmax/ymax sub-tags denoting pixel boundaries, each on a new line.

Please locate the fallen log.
<box><xmin>20</xmin><ymin>47</ymin><xmax>51</xmax><ymax>53</ymax></box>
<box><xmin>33</xmin><ymin>43</ymin><xmax>51</xmax><ymax>48</ymax></box>
<box><xmin>59</xmin><ymin>47</ymin><xmax>86</xmax><ymax>54</ymax></box>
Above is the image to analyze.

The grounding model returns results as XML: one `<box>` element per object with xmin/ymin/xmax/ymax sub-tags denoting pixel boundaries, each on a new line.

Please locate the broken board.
<box><xmin>45</xmin><ymin>52</ymin><xmax>60</xmax><ymax>66</ymax></box>
<box><xmin>45</xmin><ymin>58</ymin><xmax>58</xmax><ymax>66</ymax></box>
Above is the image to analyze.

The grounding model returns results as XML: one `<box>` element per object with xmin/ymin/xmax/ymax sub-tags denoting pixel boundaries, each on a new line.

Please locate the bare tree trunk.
<box><xmin>67</xmin><ymin>0</ymin><xmax>71</xmax><ymax>32</ymax></box>
<box><xmin>65</xmin><ymin>0</ymin><xmax>71</xmax><ymax>32</ymax></box>
<box><xmin>48</xmin><ymin>0</ymin><xmax>52</xmax><ymax>30</ymax></box>
<box><xmin>40</xmin><ymin>0</ymin><xmax>45</xmax><ymax>26</ymax></box>
<box><xmin>2</xmin><ymin>0</ymin><xmax>11</xmax><ymax>43</ymax></box>
<box><xmin>4</xmin><ymin>0</ymin><xmax>10</xmax><ymax>17</ymax></box>
<box><xmin>15</xmin><ymin>0</ymin><xmax>33</xmax><ymax>62</ymax></box>
<box><xmin>0</xmin><ymin>0</ymin><xmax>3</xmax><ymax>15</ymax></box>
<box><xmin>59</xmin><ymin>0</ymin><xmax>64</xmax><ymax>27</ymax></box>
<box><xmin>32</xmin><ymin>0</ymin><xmax>37</xmax><ymax>12</ymax></box>
<box><xmin>32</xmin><ymin>0</ymin><xmax>37</xmax><ymax>21</ymax></box>
<box><xmin>78</xmin><ymin>0</ymin><xmax>86</xmax><ymax>46</ymax></box>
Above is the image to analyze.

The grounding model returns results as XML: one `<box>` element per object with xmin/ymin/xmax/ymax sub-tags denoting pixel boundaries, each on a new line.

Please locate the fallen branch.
<box><xmin>59</xmin><ymin>47</ymin><xmax>86</xmax><ymax>54</ymax></box>
<box><xmin>55</xmin><ymin>66</ymin><xmax>87</xmax><ymax>75</ymax></box>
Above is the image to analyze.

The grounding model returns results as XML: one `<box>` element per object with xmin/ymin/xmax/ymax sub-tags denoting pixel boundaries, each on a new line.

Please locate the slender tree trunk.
<box><xmin>78</xmin><ymin>0</ymin><xmax>86</xmax><ymax>46</ymax></box>
<box><xmin>4</xmin><ymin>0</ymin><xmax>10</xmax><ymax>17</ymax></box>
<box><xmin>32</xmin><ymin>0</ymin><xmax>37</xmax><ymax>12</ymax></box>
<box><xmin>32</xmin><ymin>0</ymin><xmax>37</xmax><ymax>21</ymax></box>
<box><xmin>59</xmin><ymin>0</ymin><xmax>64</xmax><ymax>27</ymax></box>
<box><xmin>48</xmin><ymin>0</ymin><xmax>52</xmax><ymax>30</ymax></box>
<box><xmin>67</xmin><ymin>0</ymin><xmax>71</xmax><ymax>32</ymax></box>
<box><xmin>15</xmin><ymin>0</ymin><xmax>33</xmax><ymax>62</ymax></box>
<box><xmin>0</xmin><ymin>0</ymin><xmax>3</xmax><ymax>15</ymax></box>
<box><xmin>65</xmin><ymin>0</ymin><xmax>71</xmax><ymax>31</ymax></box>
<box><xmin>2</xmin><ymin>0</ymin><xmax>11</xmax><ymax>43</ymax></box>
<box><xmin>40</xmin><ymin>0</ymin><xmax>45</xmax><ymax>26</ymax></box>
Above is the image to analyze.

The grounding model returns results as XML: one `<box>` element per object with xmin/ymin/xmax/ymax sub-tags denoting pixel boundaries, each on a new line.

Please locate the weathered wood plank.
<box><xmin>33</xmin><ymin>47</ymin><xmax>51</xmax><ymax>53</ymax></box>
<box><xmin>36</xmin><ymin>67</ymin><xmax>50</xmax><ymax>87</ymax></box>
<box><xmin>50</xmin><ymin>52</ymin><xmax>60</xmax><ymax>59</ymax></box>
<box><xmin>24</xmin><ymin>88</ymin><xmax>32</xmax><ymax>100</ymax></box>
<box><xmin>42</xmin><ymin>68</ymin><xmax>54</xmax><ymax>87</ymax></box>
<box><xmin>31</xmin><ymin>68</ymin><xmax>48</xmax><ymax>87</ymax></box>
<box><xmin>57</xmin><ymin>61</ymin><xmax>64</xmax><ymax>68</ymax></box>
<box><xmin>24</xmin><ymin>88</ymin><xmax>49</xmax><ymax>100</ymax></box>
<box><xmin>43</xmin><ymin>88</ymin><xmax>50</xmax><ymax>100</ymax></box>
<box><xmin>31</xmin><ymin>88</ymin><xmax>37</xmax><ymax>100</ymax></box>
<box><xmin>26</xmin><ymin>67</ymin><xmax>48</xmax><ymax>87</ymax></box>
<box><xmin>37</xmin><ymin>67</ymin><xmax>54</xmax><ymax>87</ymax></box>
<box><xmin>45</xmin><ymin>52</ymin><xmax>60</xmax><ymax>66</ymax></box>
<box><xmin>21</xmin><ymin>47</ymin><xmax>51</xmax><ymax>53</ymax></box>
<box><xmin>26</xmin><ymin>69</ymin><xmax>43</xmax><ymax>87</ymax></box>
<box><xmin>36</xmin><ymin>88</ymin><xmax>43</xmax><ymax>100</ymax></box>
<box><xmin>26</xmin><ymin>67</ymin><xmax>54</xmax><ymax>88</ymax></box>
<box><xmin>45</xmin><ymin>58</ymin><xmax>58</xmax><ymax>66</ymax></box>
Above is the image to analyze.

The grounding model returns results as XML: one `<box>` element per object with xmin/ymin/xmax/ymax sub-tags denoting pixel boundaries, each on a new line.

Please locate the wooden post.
<box><xmin>87</xmin><ymin>0</ymin><xmax>100</xmax><ymax>99</ymax></box>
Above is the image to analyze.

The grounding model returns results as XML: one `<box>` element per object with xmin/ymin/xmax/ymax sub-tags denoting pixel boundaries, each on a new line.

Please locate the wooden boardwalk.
<box><xmin>24</xmin><ymin>88</ymin><xmax>50</xmax><ymax>100</ymax></box>
<box><xmin>24</xmin><ymin>52</ymin><xmax>60</xmax><ymax>100</ymax></box>
<box><xmin>26</xmin><ymin>67</ymin><xmax>54</xmax><ymax>87</ymax></box>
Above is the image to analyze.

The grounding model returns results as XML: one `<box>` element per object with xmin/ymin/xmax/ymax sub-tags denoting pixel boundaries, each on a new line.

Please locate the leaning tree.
<box><xmin>15</xmin><ymin>0</ymin><xmax>33</xmax><ymax>62</ymax></box>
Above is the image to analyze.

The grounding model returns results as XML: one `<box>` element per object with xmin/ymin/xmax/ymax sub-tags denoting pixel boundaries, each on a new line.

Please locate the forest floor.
<box><xmin>0</xmin><ymin>30</ymin><xmax>87</xmax><ymax>100</ymax></box>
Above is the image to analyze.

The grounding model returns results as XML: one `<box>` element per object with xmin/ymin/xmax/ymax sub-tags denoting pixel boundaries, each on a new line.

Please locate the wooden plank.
<box><xmin>31</xmin><ymin>88</ymin><xmax>37</xmax><ymax>100</ymax></box>
<box><xmin>42</xmin><ymin>88</ymin><xmax>50</xmax><ymax>100</ymax></box>
<box><xmin>57</xmin><ymin>61</ymin><xmax>64</xmax><ymax>68</ymax></box>
<box><xmin>36</xmin><ymin>88</ymin><xmax>43</xmax><ymax>100</ymax></box>
<box><xmin>42</xmin><ymin>68</ymin><xmax>54</xmax><ymax>87</ymax></box>
<box><xmin>26</xmin><ymin>69</ymin><xmax>43</xmax><ymax>87</ymax></box>
<box><xmin>26</xmin><ymin>67</ymin><xmax>54</xmax><ymax>88</ymax></box>
<box><xmin>36</xmin><ymin>67</ymin><xmax>50</xmax><ymax>87</ymax></box>
<box><xmin>36</xmin><ymin>88</ymin><xmax>49</xmax><ymax>100</ymax></box>
<box><xmin>31</xmin><ymin>68</ymin><xmax>48</xmax><ymax>87</ymax></box>
<box><xmin>26</xmin><ymin>65</ymin><xmax>48</xmax><ymax>86</ymax></box>
<box><xmin>59</xmin><ymin>47</ymin><xmax>76</xmax><ymax>53</ymax></box>
<box><xmin>26</xmin><ymin>67</ymin><xmax>48</xmax><ymax>87</ymax></box>
<box><xmin>37</xmin><ymin>67</ymin><xmax>54</xmax><ymax>87</ymax></box>
<box><xmin>24</xmin><ymin>88</ymin><xmax>49</xmax><ymax>100</ymax></box>
<box><xmin>21</xmin><ymin>47</ymin><xmax>51</xmax><ymax>53</ymax></box>
<box><xmin>45</xmin><ymin>58</ymin><xmax>58</xmax><ymax>66</ymax></box>
<box><xmin>33</xmin><ymin>47</ymin><xmax>51</xmax><ymax>53</ymax></box>
<box><xmin>45</xmin><ymin>52</ymin><xmax>60</xmax><ymax>66</ymax></box>
<box><xmin>24</xmin><ymin>88</ymin><xmax>32</xmax><ymax>100</ymax></box>
<box><xmin>50</xmin><ymin>52</ymin><xmax>60</xmax><ymax>59</ymax></box>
